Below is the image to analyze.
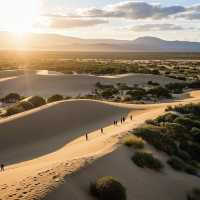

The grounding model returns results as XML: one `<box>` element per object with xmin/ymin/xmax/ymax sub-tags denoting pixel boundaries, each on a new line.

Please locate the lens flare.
<box><xmin>0</xmin><ymin>0</ymin><xmax>41</xmax><ymax>33</ymax></box>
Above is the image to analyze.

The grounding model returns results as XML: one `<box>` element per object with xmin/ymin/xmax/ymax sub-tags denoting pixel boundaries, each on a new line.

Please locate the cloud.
<box><xmin>76</xmin><ymin>1</ymin><xmax>186</xmax><ymax>20</ymax></box>
<box><xmin>70</xmin><ymin>1</ymin><xmax>200</xmax><ymax>21</ymax></box>
<box><xmin>176</xmin><ymin>5</ymin><xmax>200</xmax><ymax>19</ymax></box>
<box><xmin>39</xmin><ymin>15</ymin><xmax>108</xmax><ymax>29</ymax></box>
<box><xmin>49</xmin><ymin>18</ymin><xmax>108</xmax><ymax>29</ymax></box>
<box><xmin>130</xmin><ymin>24</ymin><xmax>187</xmax><ymax>32</ymax></box>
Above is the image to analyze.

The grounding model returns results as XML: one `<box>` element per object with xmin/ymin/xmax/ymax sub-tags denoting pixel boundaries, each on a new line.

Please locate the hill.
<box><xmin>0</xmin><ymin>32</ymin><xmax>200</xmax><ymax>52</ymax></box>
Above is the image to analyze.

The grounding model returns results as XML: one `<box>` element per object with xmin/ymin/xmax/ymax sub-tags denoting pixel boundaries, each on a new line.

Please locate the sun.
<box><xmin>0</xmin><ymin>0</ymin><xmax>41</xmax><ymax>34</ymax></box>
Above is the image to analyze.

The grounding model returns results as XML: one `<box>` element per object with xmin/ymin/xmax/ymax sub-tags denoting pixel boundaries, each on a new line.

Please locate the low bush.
<box><xmin>176</xmin><ymin>150</ymin><xmax>191</xmax><ymax>162</ymax></box>
<box><xmin>18</xmin><ymin>101</ymin><xmax>34</xmax><ymax>111</ymax></box>
<box><xmin>147</xmin><ymin>86</ymin><xmax>172</xmax><ymax>99</ymax></box>
<box><xmin>47</xmin><ymin>94</ymin><xmax>64</xmax><ymax>103</ymax></box>
<box><xmin>134</xmin><ymin>125</ymin><xmax>178</xmax><ymax>155</ymax></box>
<box><xmin>165</xmin><ymin>123</ymin><xmax>190</xmax><ymax>142</ymax></box>
<box><xmin>124</xmin><ymin>135</ymin><xmax>144</xmax><ymax>149</ymax></box>
<box><xmin>3</xmin><ymin>93</ymin><xmax>21</xmax><ymax>103</ymax></box>
<box><xmin>190</xmin><ymin>127</ymin><xmax>200</xmax><ymax>143</ymax></box>
<box><xmin>26</xmin><ymin>96</ymin><xmax>46</xmax><ymax>107</ymax></box>
<box><xmin>6</xmin><ymin>106</ymin><xmax>24</xmax><ymax>116</ymax></box>
<box><xmin>169</xmin><ymin>103</ymin><xmax>200</xmax><ymax>116</ymax></box>
<box><xmin>132</xmin><ymin>152</ymin><xmax>164</xmax><ymax>171</ymax></box>
<box><xmin>185</xmin><ymin>165</ymin><xmax>198</xmax><ymax>176</ymax></box>
<box><xmin>90</xmin><ymin>176</ymin><xmax>126</xmax><ymax>200</ymax></box>
<box><xmin>155</xmin><ymin>113</ymin><xmax>178</xmax><ymax>124</ymax></box>
<box><xmin>180</xmin><ymin>142</ymin><xmax>200</xmax><ymax>162</ymax></box>
<box><xmin>167</xmin><ymin>157</ymin><xmax>198</xmax><ymax>175</ymax></box>
<box><xmin>167</xmin><ymin>157</ymin><xmax>186</xmax><ymax>171</ymax></box>
<box><xmin>187</xmin><ymin>188</ymin><xmax>200</xmax><ymax>200</ymax></box>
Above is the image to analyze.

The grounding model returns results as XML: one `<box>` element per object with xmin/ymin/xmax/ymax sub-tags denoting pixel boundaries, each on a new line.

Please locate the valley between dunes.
<box><xmin>0</xmin><ymin>90</ymin><xmax>200</xmax><ymax>200</ymax></box>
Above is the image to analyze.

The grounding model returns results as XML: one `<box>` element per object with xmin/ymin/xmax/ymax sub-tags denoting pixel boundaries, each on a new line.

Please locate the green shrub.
<box><xmin>3</xmin><ymin>93</ymin><xmax>21</xmax><ymax>103</ymax></box>
<box><xmin>190</xmin><ymin>127</ymin><xmax>200</xmax><ymax>143</ymax></box>
<box><xmin>174</xmin><ymin>117</ymin><xmax>195</xmax><ymax>130</ymax></box>
<box><xmin>167</xmin><ymin>157</ymin><xmax>186</xmax><ymax>171</ymax></box>
<box><xmin>180</xmin><ymin>142</ymin><xmax>200</xmax><ymax>162</ymax></box>
<box><xmin>90</xmin><ymin>176</ymin><xmax>126</xmax><ymax>200</ymax></box>
<box><xmin>124</xmin><ymin>135</ymin><xmax>144</xmax><ymax>149</ymax></box>
<box><xmin>134</xmin><ymin>125</ymin><xmax>178</xmax><ymax>155</ymax></box>
<box><xmin>6</xmin><ymin>106</ymin><xmax>24</xmax><ymax>116</ymax></box>
<box><xmin>187</xmin><ymin>188</ymin><xmax>200</xmax><ymax>200</ymax></box>
<box><xmin>18</xmin><ymin>101</ymin><xmax>34</xmax><ymax>111</ymax></box>
<box><xmin>47</xmin><ymin>94</ymin><xmax>64</xmax><ymax>103</ymax></box>
<box><xmin>169</xmin><ymin>103</ymin><xmax>200</xmax><ymax>116</ymax></box>
<box><xmin>185</xmin><ymin>165</ymin><xmax>198</xmax><ymax>176</ymax></box>
<box><xmin>26</xmin><ymin>96</ymin><xmax>46</xmax><ymax>107</ymax></box>
<box><xmin>155</xmin><ymin>113</ymin><xmax>178</xmax><ymax>124</ymax></box>
<box><xmin>167</xmin><ymin>157</ymin><xmax>198</xmax><ymax>175</ymax></box>
<box><xmin>132</xmin><ymin>152</ymin><xmax>164</xmax><ymax>171</ymax></box>
<box><xmin>147</xmin><ymin>86</ymin><xmax>172</xmax><ymax>99</ymax></box>
<box><xmin>165</xmin><ymin>123</ymin><xmax>190</xmax><ymax>142</ymax></box>
<box><xmin>176</xmin><ymin>150</ymin><xmax>191</xmax><ymax>162</ymax></box>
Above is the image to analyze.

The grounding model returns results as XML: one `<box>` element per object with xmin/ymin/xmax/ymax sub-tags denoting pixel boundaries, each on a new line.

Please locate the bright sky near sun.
<box><xmin>0</xmin><ymin>0</ymin><xmax>200</xmax><ymax>41</ymax></box>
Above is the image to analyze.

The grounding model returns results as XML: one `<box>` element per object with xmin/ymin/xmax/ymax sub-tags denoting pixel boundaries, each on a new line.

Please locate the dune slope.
<box><xmin>44</xmin><ymin>146</ymin><xmax>200</xmax><ymax>200</ymax></box>
<box><xmin>0</xmin><ymin>99</ymin><xmax>131</xmax><ymax>165</ymax></box>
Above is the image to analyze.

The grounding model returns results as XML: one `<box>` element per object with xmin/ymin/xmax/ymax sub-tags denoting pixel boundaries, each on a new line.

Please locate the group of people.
<box><xmin>85</xmin><ymin>114</ymin><xmax>133</xmax><ymax>141</ymax></box>
<box><xmin>85</xmin><ymin>127</ymin><xmax>104</xmax><ymax>141</ymax></box>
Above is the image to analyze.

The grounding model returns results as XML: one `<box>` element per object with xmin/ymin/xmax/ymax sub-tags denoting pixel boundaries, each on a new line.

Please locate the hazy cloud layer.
<box><xmin>177</xmin><ymin>5</ymin><xmax>200</xmax><ymax>20</ymax></box>
<box><xmin>74</xmin><ymin>1</ymin><xmax>200</xmax><ymax>20</ymax></box>
<box><xmin>130</xmin><ymin>24</ymin><xmax>187</xmax><ymax>32</ymax></box>
<box><xmin>49</xmin><ymin>17</ymin><xmax>108</xmax><ymax>29</ymax></box>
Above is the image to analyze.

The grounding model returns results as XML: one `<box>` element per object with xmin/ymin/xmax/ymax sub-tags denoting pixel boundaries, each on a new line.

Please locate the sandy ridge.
<box><xmin>0</xmin><ymin>90</ymin><xmax>200</xmax><ymax>200</ymax></box>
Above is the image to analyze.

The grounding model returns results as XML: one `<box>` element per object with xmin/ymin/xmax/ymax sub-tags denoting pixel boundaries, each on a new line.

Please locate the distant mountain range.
<box><xmin>0</xmin><ymin>32</ymin><xmax>200</xmax><ymax>52</ymax></box>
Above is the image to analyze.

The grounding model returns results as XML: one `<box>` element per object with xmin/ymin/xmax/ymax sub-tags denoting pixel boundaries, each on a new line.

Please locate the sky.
<box><xmin>0</xmin><ymin>0</ymin><xmax>200</xmax><ymax>41</ymax></box>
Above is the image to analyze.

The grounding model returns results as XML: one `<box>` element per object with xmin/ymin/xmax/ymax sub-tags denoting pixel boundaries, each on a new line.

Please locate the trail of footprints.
<box><xmin>0</xmin><ymin>158</ymin><xmax>92</xmax><ymax>200</ymax></box>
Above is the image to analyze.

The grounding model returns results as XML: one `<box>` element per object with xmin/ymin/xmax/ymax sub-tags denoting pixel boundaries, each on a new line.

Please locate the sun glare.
<box><xmin>0</xmin><ymin>0</ymin><xmax>41</xmax><ymax>34</ymax></box>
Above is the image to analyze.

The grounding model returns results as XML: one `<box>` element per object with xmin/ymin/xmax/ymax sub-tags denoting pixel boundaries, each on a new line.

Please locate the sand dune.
<box><xmin>0</xmin><ymin>99</ymin><xmax>132</xmax><ymax>165</ymax></box>
<box><xmin>0</xmin><ymin>71</ymin><xmax>180</xmax><ymax>97</ymax></box>
<box><xmin>44</xmin><ymin>146</ymin><xmax>200</xmax><ymax>200</ymax></box>
<box><xmin>0</xmin><ymin>91</ymin><xmax>199</xmax><ymax>200</ymax></box>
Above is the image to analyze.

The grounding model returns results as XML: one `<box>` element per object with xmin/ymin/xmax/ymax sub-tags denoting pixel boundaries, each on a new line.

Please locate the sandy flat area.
<box><xmin>0</xmin><ymin>90</ymin><xmax>199</xmax><ymax>200</ymax></box>
<box><xmin>0</xmin><ymin>70</ymin><xmax>180</xmax><ymax>97</ymax></box>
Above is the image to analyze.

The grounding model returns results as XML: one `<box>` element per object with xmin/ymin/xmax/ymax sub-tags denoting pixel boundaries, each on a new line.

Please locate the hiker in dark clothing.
<box><xmin>101</xmin><ymin>128</ymin><xmax>104</xmax><ymax>133</ymax></box>
<box><xmin>85</xmin><ymin>133</ymin><xmax>88</xmax><ymax>141</ymax></box>
<box><xmin>123</xmin><ymin>117</ymin><xmax>125</xmax><ymax>122</ymax></box>
<box><xmin>1</xmin><ymin>164</ymin><xmax>4</xmax><ymax>172</ymax></box>
<box><xmin>130</xmin><ymin>115</ymin><xmax>133</xmax><ymax>121</ymax></box>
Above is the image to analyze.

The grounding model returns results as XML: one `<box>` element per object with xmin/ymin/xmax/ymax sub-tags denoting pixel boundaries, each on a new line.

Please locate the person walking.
<box><xmin>123</xmin><ymin>117</ymin><xmax>126</xmax><ymax>122</ymax></box>
<box><xmin>1</xmin><ymin>164</ymin><xmax>4</xmax><ymax>172</ymax></box>
<box><xmin>101</xmin><ymin>128</ymin><xmax>104</xmax><ymax>133</ymax></box>
<box><xmin>130</xmin><ymin>115</ymin><xmax>133</xmax><ymax>121</ymax></box>
<box><xmin>85</xmin><ymin>133</ymin><xmax>88</xmax><ymax>141</ymax></box>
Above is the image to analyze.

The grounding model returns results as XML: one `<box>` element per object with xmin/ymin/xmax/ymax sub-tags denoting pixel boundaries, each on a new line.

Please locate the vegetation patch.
<box><xmin>124</xmin><ymin>135</ymin><xmax>144</xmax><ymax>149</ymax></box>
<box><xmin>90</xmin><ymin>176</ymin><xmax>126</xmax><ymax>200</ymax></box>
<box><xmin>131</xmin><ymin>152</ymin><xmax>164</xmax><ymax>171</ymax></box>
<box><xmin>47</xmin><ymin>94</ymin><xmax>64</xmax><ymax>103</ymax></box>
<box><xmin>133</xmin><ymin>103</ymin><xmax>200</xmax><ymax>176</ymax></box>
<box><xmin>187</xmin><ymin>188</ymin><xmax>200</xmax><ymax>200</ymax></box>
<box><xmin>25</xmin><ymin>96</ymin><xmax>46</xmax><ymax>108</ymax></box>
